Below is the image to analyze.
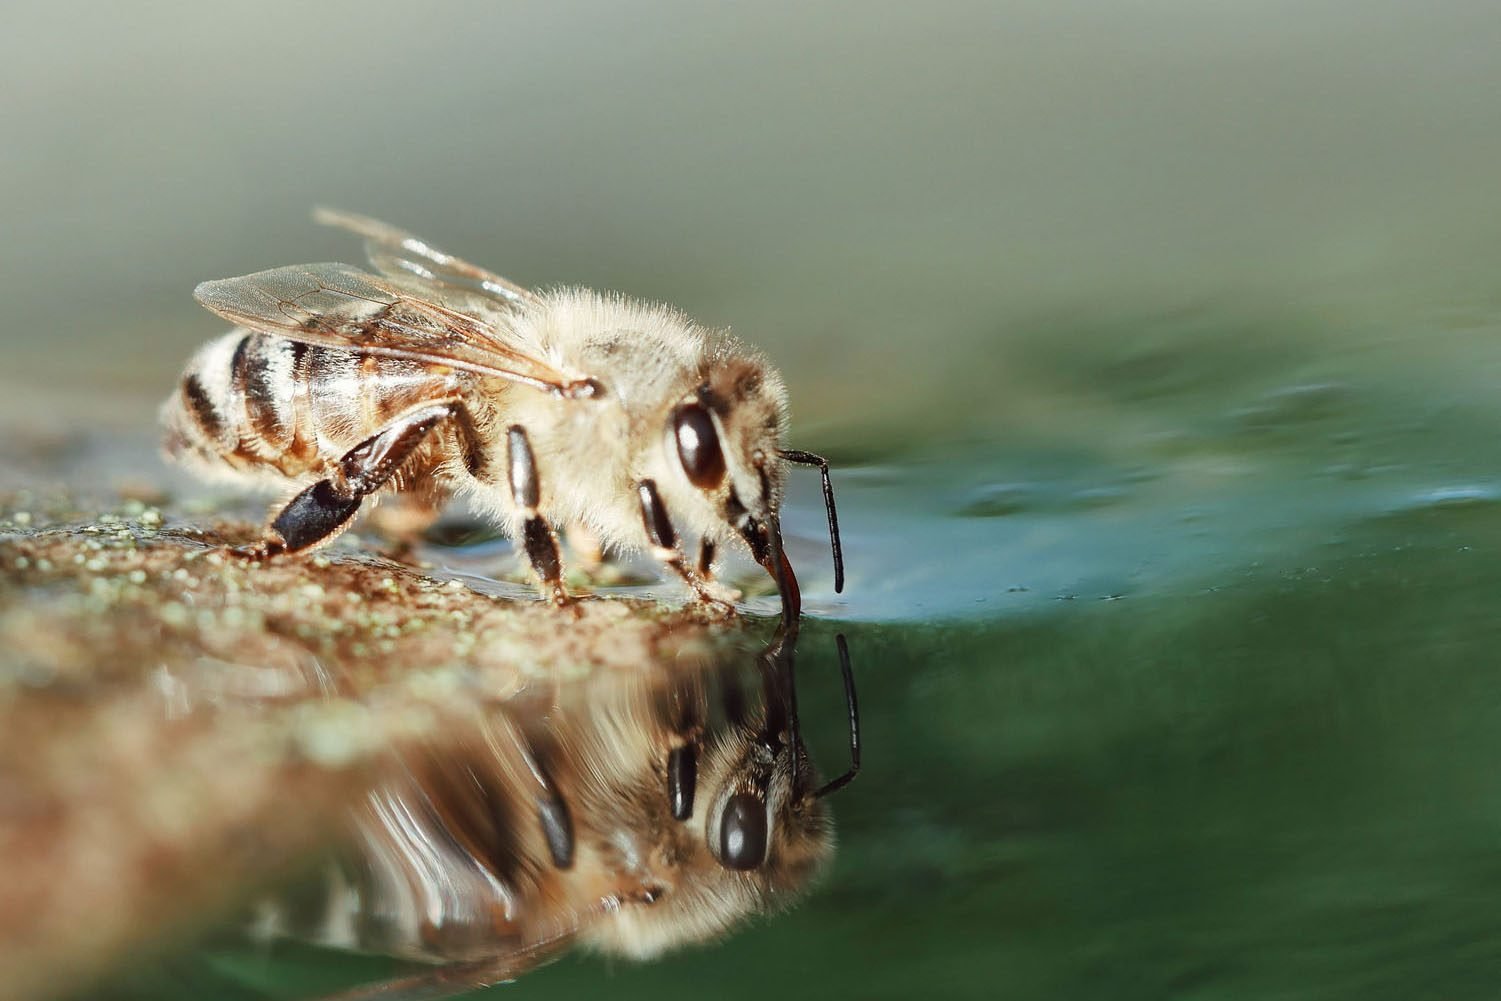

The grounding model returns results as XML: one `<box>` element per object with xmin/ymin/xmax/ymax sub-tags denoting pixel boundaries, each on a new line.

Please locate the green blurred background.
<box><xmin>10</xmin><ymin>2</ymin><xmax>1501</xmax><ymax>998</ymax></box>
<box><xmin>5</xmin><ymin>1</ymin><xmax>1500</xmax><ymax>437</ymax></box>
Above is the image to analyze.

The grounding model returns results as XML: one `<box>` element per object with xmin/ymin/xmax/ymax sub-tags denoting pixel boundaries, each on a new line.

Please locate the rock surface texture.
<box><xmin>0</xmin><ymin>491</ymin><xmax>735</xmax><ymax>1001</ymax></box>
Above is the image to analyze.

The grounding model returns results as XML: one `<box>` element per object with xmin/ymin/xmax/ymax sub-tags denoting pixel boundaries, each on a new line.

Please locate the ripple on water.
<box><xmin>1349</xmin><ymin>482</ymin><xmax>1501</xmax><ymax>537</ymax></box>
<box><xmin>1399</xmin><ymin>484</ymin><xmax>1501</xmax><ymax>511</ymax></box>
<box><xmin>956</xmin><ymin>481</ymin><xmax>1133</xmax><ymax>518</ymax></box>
<box><xmin>1227</xmin><ymin>382</ymin><xmax>1350</xmax><ymax>433</ymax></box>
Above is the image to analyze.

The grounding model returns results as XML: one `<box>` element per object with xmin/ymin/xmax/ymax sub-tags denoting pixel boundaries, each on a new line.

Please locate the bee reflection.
<box><xmin>255</xmin><ymin>626</ymin><xmax>859</xmax><ymax>1001</ymax></box>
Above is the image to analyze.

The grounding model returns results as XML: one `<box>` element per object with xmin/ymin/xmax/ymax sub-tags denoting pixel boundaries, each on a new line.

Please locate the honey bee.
<box><xmin>161</xmin><ymin>211</ymin><xmax>844</xmax><ymax>621</ymax></box>
<box><xmin>254</xmin><ymin>627</ymin><xmax>860</xmax><ymax>1001</ymax></box>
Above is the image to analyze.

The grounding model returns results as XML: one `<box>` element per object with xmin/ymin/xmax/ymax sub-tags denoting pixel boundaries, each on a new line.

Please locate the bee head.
<box><xmin>588</xmin><ymin>688</ymin><xmax>836</xmax><ymax>961</ymax></box>
<box><xmin>700</xmin><ymin>626</ymin><xmax>857</xmax><ymax>874</ymax></box>
<box><xmin>672</xmin><ymin>356</ymin><xmax>788</xmax><ymax>509</ymax></box>
<box><xmin>700</xmin><ymin>715</ymin><xmax>830</xmax><ymax>874</ymax></box>
<box><xmin>584</xmin><ymin>629</ymin><xmax>859</xmax><ymax>962</ymax></box>
<box><xmin>651</xmin><ymin>335</ymin><xmax>842</xmax><ymax>622</ymax></box>
<box><xmin>586</xmin><ymin>770</ymin><xmax>833</xmax><ymax>961</ymax></box>
<box><xmin>662</xmin><ymin>352</ymin><xmax>802</xmax><ymax>608</ymax></box>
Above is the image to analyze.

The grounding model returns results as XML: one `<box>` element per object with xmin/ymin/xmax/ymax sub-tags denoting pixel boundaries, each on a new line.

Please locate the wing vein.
<box><xmin>193</xmin><ymin>262</ymin><xmax>593</xmax><ymax>398</ymax></box>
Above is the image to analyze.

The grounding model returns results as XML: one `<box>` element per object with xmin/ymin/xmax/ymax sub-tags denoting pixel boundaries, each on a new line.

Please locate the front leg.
<box><xmin>244</xmin><ymin>401</ymin><xmax>457</xmax><ymax>557</ymax></box>
<box><xmin>507</xmin><ymin>425</ymin><xmax>569</xmax><ymax>605</ymax></box>
<box><xmin>637</xmin><ymin>478</ymin><xmax>733</xmax><ymax>612</ymax></box>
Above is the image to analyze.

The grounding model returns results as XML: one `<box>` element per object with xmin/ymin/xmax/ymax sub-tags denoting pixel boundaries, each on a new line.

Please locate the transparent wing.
<box><xmin>313</xmin><ymin>208</ymin><xmax>539</xmax><ymax>308</ymax></box>
<box><xmin>313</xmin><ymin>934</ymin><xmax>579</xmax><ymax>1001</ymax></box>
<box><xmin>194</xmin><ymin>263</ymin><xmax>598</xmax><ymax>398</ymax></box>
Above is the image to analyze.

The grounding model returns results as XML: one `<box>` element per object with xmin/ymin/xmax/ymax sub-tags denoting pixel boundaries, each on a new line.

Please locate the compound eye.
<box><xmin>716</xmin><ymin>792</ymin><xmax>769</xmax><ymax>870</ymax></box>
<box><xmin>673</xmin><ymin>403</ymin><xmax>726</xmax><ymax>489</ymax></box>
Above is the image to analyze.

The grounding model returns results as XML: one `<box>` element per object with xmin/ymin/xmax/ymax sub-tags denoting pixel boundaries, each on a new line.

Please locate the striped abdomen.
<box><xmin>162</xmin><ymin>330</ymin><xmax>467</xmax><ymax>483</ymax></box>
<box><xmin>252</xmin><ymin>743</ymin><xmax>557</xmax><ymax>964</ymax></box>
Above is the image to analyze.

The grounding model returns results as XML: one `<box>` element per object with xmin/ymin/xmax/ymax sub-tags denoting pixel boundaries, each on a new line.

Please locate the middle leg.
<box><xmin>364</xmin><ymin>482</ymin><xmax>450</xmax><ymax>559</ymax></box>
<box><xmin>506</xmin><ymin>425</ymin><xmax>569</xmax><ymax>605</ymax></box>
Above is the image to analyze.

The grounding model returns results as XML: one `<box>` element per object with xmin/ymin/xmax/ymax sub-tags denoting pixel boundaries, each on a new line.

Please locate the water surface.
<box><xmin>85</xmin><ymin>304</ymin><xmax>1501</xmax><ymax>1001</ymax></box>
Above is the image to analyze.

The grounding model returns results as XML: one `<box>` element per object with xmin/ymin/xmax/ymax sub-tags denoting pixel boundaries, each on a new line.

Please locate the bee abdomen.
<box><xmin>237</xmin><ymin>331</ymin><xmax>302</xmax><ymax>456</ymax></box>
<box><xmin>163</xmin><ymin>332</ymin><xmax>465</xmax><ymax>482</ymax></box>
<box><xmin>162</xmin><ymin>330</ymin><xmax>318</xmax><ymax>476</ymax></box>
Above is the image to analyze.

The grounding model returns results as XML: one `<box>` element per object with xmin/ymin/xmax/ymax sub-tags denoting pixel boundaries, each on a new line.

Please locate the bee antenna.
<box><xmin>813</xmin><ymin>634</ymin><xmax>860</xmax><ymax>800</ymax></box>
<box><xmin>778</xmin><ymin>449</ymin><xmax>845</xmax><ymax>593</ymax></box>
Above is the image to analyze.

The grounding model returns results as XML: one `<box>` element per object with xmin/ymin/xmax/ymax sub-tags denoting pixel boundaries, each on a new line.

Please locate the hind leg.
<box><xmin>240</xmin><ymin>401</ymin><xmax>459</xmax><ymax>558</ymax></box>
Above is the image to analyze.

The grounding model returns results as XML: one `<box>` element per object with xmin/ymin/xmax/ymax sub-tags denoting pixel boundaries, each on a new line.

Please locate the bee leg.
<box><xmin>637</xmin><ymin>479</ymin><xmax>734</xmax><ymax>612</ymax></box>
<box><xmin>637</xmin><ymin>477</ymin><xmax>692</xmax><ymax>588</ymax></box>
<box><xmin>514</xmin><ymin>734</ymin><xmax>575</xmax><ymax>870</ymax></box>
<box><xmin>364</xmin><ymin>488</ymin><xmax>447</xmax><ymax>558</ymax></box>
<box><xmin>536</xmin><ymin>780</ymin><xmax>574</xmax><ymax>870</ymax></box>
<box><xmin>566</xmin><ymin>522</ymin><xmax>606</xmax><ymax>574</ymax></box>
<box><xmin>666</xmin><ymin>677</ymin><xmax>704</xmax><ymax>820</ymax></box>
<box><xmin>506</xmin><ymin>425</ymin><xmax>569</xmax><ymax>606</ymax></box>
<box><xmin>257</xmin><ymin>402</ymin><xmax>457</xmax><ymax>556</ymax></box>
<box><xmin>667</xmin><ymin>744</ymin><xmax>697</xmax><ymax>820</ymax></box>
<box><xmin>694</xmin><ymin>534</ymin><xmax>748</xmax><ymax>607</ymax></box>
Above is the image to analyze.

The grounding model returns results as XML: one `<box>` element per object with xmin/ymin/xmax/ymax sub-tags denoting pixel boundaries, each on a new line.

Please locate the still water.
<box><xmin>74</xmin><ymin>305</ymin><xmax>1501</xmax><ymax>1001</ymax></box>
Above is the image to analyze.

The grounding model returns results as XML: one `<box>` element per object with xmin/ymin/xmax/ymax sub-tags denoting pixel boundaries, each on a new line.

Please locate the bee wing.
<box><xmin>194</xmin><ymin>263</ymin><xmax>597</xmax><ymax>397</ymax></box>
<box><xmin>313</xmin><ymin>936</ymin><xmax>578</xmax><ymax>1001</ymax></box>
<box><xmin>313</xmin><ymin>208</ymin><xmax>539</xmax><ymax>308</ymax></box>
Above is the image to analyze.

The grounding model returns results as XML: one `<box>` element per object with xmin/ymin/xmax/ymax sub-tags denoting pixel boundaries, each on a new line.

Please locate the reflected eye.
<box><xmin>673</xmin><ymin>403</ymin><xmax>726</xmax><ymax>489</ymax></box>
<box><xmin>717</xmin><ymin>792</ymin><xmax>768</xmax><ymax>870</ymax></box>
